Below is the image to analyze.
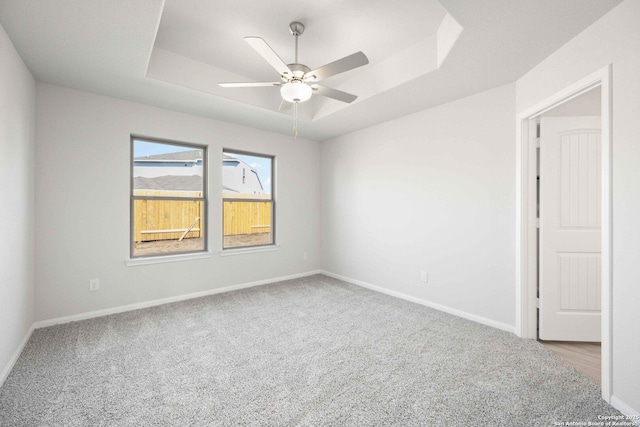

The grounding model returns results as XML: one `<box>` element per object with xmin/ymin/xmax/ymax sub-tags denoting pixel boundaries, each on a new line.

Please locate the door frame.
<box><xmin>515</xmin><ymin>64</ymin><xmax>612</xmax><ymax>402</ymax></box>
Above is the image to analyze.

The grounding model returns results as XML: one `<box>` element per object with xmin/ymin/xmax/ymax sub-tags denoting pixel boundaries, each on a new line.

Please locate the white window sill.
<box><xmin>125</xmin><ymin>251</ymin><xmax>212</xmax><ymax>266</ymax></box>
<box><xmin>220</xmin><ymin>245</ymin><xmax>280</xmax><ymax>257</ymax></box>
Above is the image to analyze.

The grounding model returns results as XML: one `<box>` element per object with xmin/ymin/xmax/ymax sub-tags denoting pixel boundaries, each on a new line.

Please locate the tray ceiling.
<box><xmin>0</xmin><ymin>0</ymin><xmax>623</xmax><ymax>141</ymax></box>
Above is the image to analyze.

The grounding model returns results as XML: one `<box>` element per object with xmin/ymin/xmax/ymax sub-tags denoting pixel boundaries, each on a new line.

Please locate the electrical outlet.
<box><xmin>89</xmin><ymin>279</ymin><xmax>100</xmax><ymax>291</ymax></box>
<box><xmin>420</xmin><ymin>271</ymin><xmax>428</xmax><ymax>283</ymax></box>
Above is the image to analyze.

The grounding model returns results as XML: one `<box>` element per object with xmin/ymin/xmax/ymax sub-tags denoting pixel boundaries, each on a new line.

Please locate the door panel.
<box><xmin>557</xmin><ymin>253</ymin><xmax>601</xmax><ymax>311</ymax></box>
<box><xmin>559</xmin><ymin>132</ymin><xmax>601</xmax><ymax>228</ymax></box>
<box><xmin>539</xmin><ymin>116</ymin><xmax>601</xmax><ymax>342</ymax></box>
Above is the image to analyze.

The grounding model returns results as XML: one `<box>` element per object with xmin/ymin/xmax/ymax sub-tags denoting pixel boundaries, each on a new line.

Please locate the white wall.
<box><xmin>516</xmin><ymin>0</ymin><xmax>640</xmax><ymax>413</ymax></box>
<box><xmin>0</xmin><ymin>24</ymin><xmax>35</xmax><ymax>381</ymax></box>
<box><xmin>321</xmin><ymin>83</ymin><xmax>516</xmax><ymax>329</ymax></box>
<box><xmin>35</xmin><ymin>83</ymin><xmax>321</xmax><ymax>321</ymax></box>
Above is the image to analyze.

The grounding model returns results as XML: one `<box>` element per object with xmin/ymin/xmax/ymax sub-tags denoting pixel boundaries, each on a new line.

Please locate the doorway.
<box><xmin>534</xmin><ymin>90</ymin><xmax>603</xmax><ymax>384</ymax></box>
<box><xmin>515</xmin><ymin>65</ymin><xmax>612</xmax><ymax>402</ymax></box>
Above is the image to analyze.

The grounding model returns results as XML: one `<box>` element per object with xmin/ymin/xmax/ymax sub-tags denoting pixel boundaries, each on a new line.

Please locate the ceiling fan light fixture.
<box><xmin>219</xmin><ymin>22</ymin><xmax>369</xmax><ymax>137</ymax></box>
<box><xmin>280</xmin><ymin>81</ymin><xmax>312</xmax><ymax>103</ymax></box>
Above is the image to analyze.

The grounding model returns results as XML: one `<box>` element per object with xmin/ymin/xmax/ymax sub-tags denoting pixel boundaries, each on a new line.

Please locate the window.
<box><xmin>222</xmin><ymin>150</ymin><xmax>274</xmax><ymax>249</ymax></box>
<box><xmin>131</xmin><ymin>137</ymin><xmax>207</xmax><ymax>257</ymax></box>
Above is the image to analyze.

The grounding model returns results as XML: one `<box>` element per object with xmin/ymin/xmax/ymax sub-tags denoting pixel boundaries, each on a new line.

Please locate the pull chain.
<box><xmin>293</xmin><ymin>102</ymin><xmax>299</xmax><ymax>138</ymax></box>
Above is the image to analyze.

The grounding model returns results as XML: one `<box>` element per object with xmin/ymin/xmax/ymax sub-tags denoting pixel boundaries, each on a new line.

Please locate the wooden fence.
<box><xmin>223</xmin><ymin>200</ymin><xmax>271</xmax><ymax>236</ymax></box>
<box><xmin>133</xmin><ymin>190</ymin><xmax>203</xmax><ymax>242</ymax></box>
<box><xmin>133</xmin><ymin>190</ymin><xmax>271</xmax><ymax>242</ymax></box>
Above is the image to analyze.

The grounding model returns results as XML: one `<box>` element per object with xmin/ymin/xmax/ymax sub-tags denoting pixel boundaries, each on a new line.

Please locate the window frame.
<box><xmin>222</xmin><ymin>148</ymin><xmax>275</xmax><ymax>251</ymax></box>
<box><xmin>130</xmin><ymin>135</ymin><xmax>208</xmax><ymax>259</ymax></box>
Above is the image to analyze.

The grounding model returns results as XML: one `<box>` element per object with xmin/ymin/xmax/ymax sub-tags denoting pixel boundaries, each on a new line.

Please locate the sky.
<box><xmin>133</xmin><ymin>140</ymin><xmax>192</xmax><ymax>158</ymax></box>
<box><xmin>133</xmin><ymin>139</ymin><xmax>272</xmax><ymax>194</ymax></box>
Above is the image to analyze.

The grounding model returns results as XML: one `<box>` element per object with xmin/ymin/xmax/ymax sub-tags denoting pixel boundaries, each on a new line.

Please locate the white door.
<box><xmin>539</xmin><ymin>116</ymin><xmax>601</xmax><ymax>342</ymax></box>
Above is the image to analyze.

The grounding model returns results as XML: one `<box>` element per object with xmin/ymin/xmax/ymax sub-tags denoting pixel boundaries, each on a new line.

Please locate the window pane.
<box><xmin>133</xmin><ymin>199</ymin><xmax>205</xmax><ymax>257</ymax></box>
<box><xmin>132</xmin><ymin>138</ymin><xmax>206</xmax><ymax>257</ymax></box>
<box><xmin>222</xmin><ymin>150</ymin><xmax>273</xmax><ymax>249</ymax></box>
<box><xmin>223</xmin><ymin>200</ymin><xmax>272</xmax><ymax>249</ymax></box>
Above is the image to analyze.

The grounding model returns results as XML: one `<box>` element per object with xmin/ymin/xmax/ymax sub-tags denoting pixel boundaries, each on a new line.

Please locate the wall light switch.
<box><xmin>420</xmin><ymin>271</ymin><xmax>428</xmax><ymax>283</ymax></box>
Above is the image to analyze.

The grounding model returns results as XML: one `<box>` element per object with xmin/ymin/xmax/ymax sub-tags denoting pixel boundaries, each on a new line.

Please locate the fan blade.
<box><xmin>245</xmin><ymin>37</ymin><xmax>293</xmax><ymax>78</ymax></box>
<box><xmin>304</xmin><ymin>52</ymin><xmax>369</xmax><ymax>82</ymax></box>
<box><xmin>219</xmin><ymin>82</ymin><xmax>282</xmax><ymax>88</ymax></box>
<box><xmin>278</xmin><ymin>99</ymin><xmax>292</xmax><ymax>111</ymax></box>
<box><xmin>311</xmin><ymin>84</ymin><xmax>358</xmax><ymax>103</ymax></box>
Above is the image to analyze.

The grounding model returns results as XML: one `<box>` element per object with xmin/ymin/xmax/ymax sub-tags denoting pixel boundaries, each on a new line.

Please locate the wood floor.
<box><xmin>539</xmin><ymin>340</ymin><xmax>601</xmax><ymax>384</ymax></box>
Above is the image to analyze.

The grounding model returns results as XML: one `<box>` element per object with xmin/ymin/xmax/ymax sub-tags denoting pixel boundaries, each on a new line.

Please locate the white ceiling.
<box><xmin>0</xmin><ymin>0</ymin><xmax>622</xmax><ymax>141</ymax></box>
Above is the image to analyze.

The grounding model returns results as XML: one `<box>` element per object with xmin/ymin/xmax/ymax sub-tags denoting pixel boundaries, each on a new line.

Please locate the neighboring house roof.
<box><xmin>134</xmin><ymin>175</ymin><xmax>202</xmax><ymax>191</ymax></box>
<box><xmin>135</xmin><ymin>150</ymin><xmax>203</xmax><ymax>162</ymax></box>
<box><xmin>134</xmin><ymin>177</ymin><xmax>163</xmax><ymax>190</ymax></box>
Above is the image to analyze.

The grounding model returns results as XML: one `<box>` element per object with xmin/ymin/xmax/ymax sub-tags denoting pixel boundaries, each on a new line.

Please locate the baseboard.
<box><xmin>321</xmin><ymin>270</ymin><xmax>516</xmax><ymax>334</ymax></box>
<box><xmin>611</xmin><ymin>395</ymin><xmax>640</xmax><ymax>425</ymax></box>
<box><xmin>34</xmin><ymin>270</ymin><xmax>322</xmax><ymax>329</ymax></box>
<box><xmin>0</xmin><ymin>324</ymin><xmax>35</xmax><ymax>388</ymax></box>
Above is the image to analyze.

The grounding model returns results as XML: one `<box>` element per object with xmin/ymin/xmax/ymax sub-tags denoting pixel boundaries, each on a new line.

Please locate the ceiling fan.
<box><xmin>219</xmin><ymin>21</ymin><xmax>369</xmax><ymax>136</ymax></box>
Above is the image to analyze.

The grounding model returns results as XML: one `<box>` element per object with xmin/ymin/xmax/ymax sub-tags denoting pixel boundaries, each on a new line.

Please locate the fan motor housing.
<box><xmin>282</xmin><ymin>63</ymin><xmax>310</xmax><ymax>81</ymax></box>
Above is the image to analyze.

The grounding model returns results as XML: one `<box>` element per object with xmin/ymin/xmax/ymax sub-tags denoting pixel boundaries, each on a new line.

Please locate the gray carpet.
<box><xmin>0</xmin><ymin>274</ymin><xmax>620</xmax><ymax>426</ymax></box>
